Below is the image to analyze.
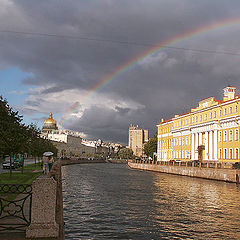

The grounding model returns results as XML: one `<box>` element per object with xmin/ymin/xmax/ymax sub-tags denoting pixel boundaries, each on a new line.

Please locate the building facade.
<box><xmin>157</xmin><ymin>86</ymin><xmax>240</xmax><ymax>163</ymax></box>
<box><xmin>41</xmin><ymin>112</ymin><xmax>110</xmax><ymax>158</ymax></box>
<box><xmin>129</xmin><ymin>125</ymin><xmax>149</xmax><ymax>157</ymax></box>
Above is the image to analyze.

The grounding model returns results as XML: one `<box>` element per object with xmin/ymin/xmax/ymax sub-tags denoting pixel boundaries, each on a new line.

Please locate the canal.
<box><xmin>62</xmin><ymin>163</ymin><xmax>240</xmax><ymax>239</ymax></box>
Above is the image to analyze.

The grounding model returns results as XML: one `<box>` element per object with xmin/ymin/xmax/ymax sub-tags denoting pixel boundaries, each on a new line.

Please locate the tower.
<box><xmin>223</xmin><ymin>86</ymin><xmax>236</xmax><ymax>101</ymax></box>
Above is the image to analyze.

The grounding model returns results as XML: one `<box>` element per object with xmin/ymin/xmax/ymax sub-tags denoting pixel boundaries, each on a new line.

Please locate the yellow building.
<box><xmin>129</xmin><ymin>124</ymin><xmax>149</xmax><ymax>157</ymax></box>
<box><xmin>157</xmin><ymin>86</ymin><xmax>240</xmax><ymax>163</ymax></box>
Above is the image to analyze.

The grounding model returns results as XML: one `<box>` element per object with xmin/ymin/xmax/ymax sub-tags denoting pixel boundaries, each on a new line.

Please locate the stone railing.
<box><xmin>26</xmin><ymin>160</ymin><xmax>64</xmax><ymax>239</ymax></box>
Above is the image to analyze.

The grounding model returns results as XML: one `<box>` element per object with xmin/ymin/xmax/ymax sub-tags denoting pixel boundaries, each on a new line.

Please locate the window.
<box><xmin>219</xmin><ymin>110</ymin><xmax>222</xmax><ymax>116</ymax></box>
<box><xmin>186</xmin><ymin>119</ymin><xmax>188</xmax><ymax>125</ymax></box>
<box><xmin>182</xmin><ymin>137</ymin><xmax>185</xmax><ymax>146</ymax></box>
<box><xmin>235</xmin><ymin>105</ymin><xmax>238</xmax><ymax>113</ymax></box>
<box><xmin>176</xmin><ymin>138</ymin><xmax>178</xmax><ymax>146</ymax></box>
<box><xmin>224</xmin><ymin>148</ymin><xmax>227</xmax><ymax>159</ymax></box>
<box><xmin>205</xmin><ymin>114</ymin><xmax>207</xmax><ymax>120</ymax></box>
<box><xmin>219</xmin><ymin>149</ymin><xmax>222</xmax><ymax>159</ymax></box>
<box><xmin>224</xmin><ymin>108</ymin><xmax>227</xmax><ymax>115</ymax></box>
<box><xmin>235</xmin><ymin>148</ymin><xmax>239</xmax><ymax>160</ymax></box>
<box><xmin>229</xmin><ymin>148</ymin><xmax>233</xmax><ymax>159</ymax></box>
<box><xmin>186</xmin><ymin>136</ymin><xmax>188</xmax><ymax>145</ymax></box>
<box><xmin>196</xmin><ymin>116</ymin><xmax>198</xmax><ymax>122</ymax></box>
<box><xmin>230</xmin><ymin>107</ymin><xmax>232</xmax><ymax>114</ymax></box>
<box><xmin>235</xmin><ymin>129</ymin><xmax>239</xmax><ymax>141</ymax></box>
<box><xmin>229</xmin><ymin>130</ymin><xmax>233</xmax><ymax>142</ymax></box>
<box><xmin>219</xmin><ymin>131</ymin><xmax>222</xmax><ymax>142</ymax></box>
<box><xmin>223</xmin><ymin>131</ymin><xmax>227</xmax><ymax>142</ymax></box>
<box><xmin>210</xmin><ymin>112</ymin><xmax>212</xmax><ymax>119</ymax></box>
<box><xmin>200</xmin><ymin>115</ymin><xmax>202</xmax><ymax>122</ymax></box>
<box><xmin>214</xmin><ymin>111</ymin><xmax>216</xmax><ymax>118</ymax></box>
<box><xmin>179</xmin><ymin>138</ymin><xmax>181</xmax><ymax>146</ymax></box>
<box><xmin>192</xmin><ymin>117</ymin><xmax>194</xmax><ymax>123</ymax></box>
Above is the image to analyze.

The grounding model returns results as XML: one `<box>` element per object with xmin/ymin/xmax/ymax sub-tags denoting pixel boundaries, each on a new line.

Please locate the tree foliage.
<box><xmin>144</xmin><ymin>133</ymin><xmax>157</xmax><ymax>157</ymax></box>
<box><xmin>0</xmin><ymin>96</ymin><xmax>57</xmax><ymax>157</ymax></box>
<box><xmin>118</xmin><ymin>148</ymin><xmax>134</xmax><ymax>159</ymax></box>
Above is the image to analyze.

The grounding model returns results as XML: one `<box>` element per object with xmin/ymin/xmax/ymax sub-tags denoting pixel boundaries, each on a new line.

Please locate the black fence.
<box><xmin>0</xmin><ymin>184</ymin><xmax>32</xmax><ymax>233</ymax></box>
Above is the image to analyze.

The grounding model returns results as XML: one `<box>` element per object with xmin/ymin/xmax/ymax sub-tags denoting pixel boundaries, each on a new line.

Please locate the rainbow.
<box><xmin>59</xmin><ymin>16</ymin><xmax>240</xmax><ymax>125</ymax></box>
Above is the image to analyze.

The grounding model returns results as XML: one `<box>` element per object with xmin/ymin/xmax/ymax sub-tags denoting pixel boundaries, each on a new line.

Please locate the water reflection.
<box><xmin>152</xmin><ymin>174</ymin><xmax>240</xmax><ymax>240</ymax></box>
<box><xmin>62</xmin><ymin>164</ymin><xmax>240</xmax><ymax>239</ymax></box>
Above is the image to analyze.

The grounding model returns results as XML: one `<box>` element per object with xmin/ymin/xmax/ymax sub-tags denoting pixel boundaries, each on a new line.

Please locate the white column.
<box><xmin>191</xmin><ymin>133</ymin><xmax>195</xmax><ymax>160</ymax></box>
<box><xmin>209</xmin><ymin>131</ymin><xmax>213</xmax><ymax>160</ymax></box>
<box><xmin>195</xmin><ymin>133</ymin><xmax>199</xmax><ymax>160</ymax></box>
<box><xmin>199</xmin><ymin>132</ymin><xmax>202</xmax><ymax>145</ymax></box>
<box><xmin>205</xmin><ymin>131</ymin><xmax>209</xmax><ymax>160</ymax></box>
<box><xmin>214</xmin><ymin>130</ymin><xmax>218</xmax><ymax>160</ymax></box>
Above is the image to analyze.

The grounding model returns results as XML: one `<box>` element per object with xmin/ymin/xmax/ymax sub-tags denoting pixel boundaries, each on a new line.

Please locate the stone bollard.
<box><xmin>26</xmin><ymin>175</ymin><xmax>59</xmax><ymax>239</ymax></box>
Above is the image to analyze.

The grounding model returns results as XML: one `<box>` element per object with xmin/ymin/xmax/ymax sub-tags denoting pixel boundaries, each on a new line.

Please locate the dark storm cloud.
<box><xmin>64</xmin><ymin>105</ymin><xmax>150</xmax><ymax>143</ymax></box>
<box><xmin>1</xmin><ymin>0</ymin><xmax>240</xmax><ymax>143</ymax></box>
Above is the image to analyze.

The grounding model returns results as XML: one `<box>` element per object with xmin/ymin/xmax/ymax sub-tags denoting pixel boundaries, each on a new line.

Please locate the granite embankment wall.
<box><xmin>26</xmin><ymin>161</ymin><xmax>65</xmax><ymax>239</ymax></box>
<box><xmin>128</xmin><ymin>161</ymin><xmax>240</xmax><ymax>183</ymax></box>
<box><xmin>105</xmin><ymin>159</ymin><xmax>127</xmax><ymax>164</ymax></box>
<box><xmin>60</xmin><ymin>158</ymin><xmax>106</xmax><ymax>166</ymax></box>
<box><xmin>50</xmin><ymin>161</ymin><xmax>65</xmax><ymax>240</ymax></box>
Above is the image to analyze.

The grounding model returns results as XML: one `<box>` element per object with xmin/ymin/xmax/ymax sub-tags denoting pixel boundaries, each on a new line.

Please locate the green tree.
<box><xmin>0</xmin><ymin>96</ymin><xmax>58</xmax><ymax>165</ymax></box>
<box><xmin>0</xmin><ymin>96</ymin><xmax>26</xmax><ymax>156</ymax></box>
<box><xmin>118</xmin><ymin>148</ymin><xmax>134</xmax><ymax>159</ymax></box>
<box><xmin>144</xmin><ymin>133</ymin><xmax>157</xmax><ymax>157</ymax></box>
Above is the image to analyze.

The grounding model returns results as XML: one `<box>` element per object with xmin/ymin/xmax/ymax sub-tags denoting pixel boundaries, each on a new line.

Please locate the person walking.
<box><xmin>42</xmin><ymin>156</ymin><xmax>49</xmax><ymax>174</ymax></box>
<box><xmin>48</xmin><ymin>156</ymin><xmax>54</xmax><ymax>172</ymax></box>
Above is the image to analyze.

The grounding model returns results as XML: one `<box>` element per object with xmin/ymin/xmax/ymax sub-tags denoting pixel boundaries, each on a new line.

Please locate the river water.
<box><xmin>62</xmin><ymin>163</ymin><xmax>240</xmax><ymax>239</ymax></box>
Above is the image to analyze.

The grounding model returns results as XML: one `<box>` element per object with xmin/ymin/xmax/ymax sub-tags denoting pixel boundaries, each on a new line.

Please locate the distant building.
<box><xmin>128</xmin><ymin>125</ymin><xmax>149</xmax><ymax>157</ymax></box>
<box><xmin>41</xmin><ymin>112</ymin><xmax>109</xmax><ymax>158</ymax></box>
<box><xmin>42</xmin><ymin>112</ymin><xmax>58</xmax><ymax>133</ymax></box>
<box><xmin>157</xmin><ymin>86</ymin><xmax>240</xmax><ymax>162</ymax></box>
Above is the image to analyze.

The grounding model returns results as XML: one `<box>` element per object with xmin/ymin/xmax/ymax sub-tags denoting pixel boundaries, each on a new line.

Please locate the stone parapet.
<box><xmin>128</xmin><ymin>161</ymin><xmax>240</xmax><ymax>183</ymax></box>
<box><xmin>26</xmin><ymin>175</ymin><xmax>59</xmax><ymax>238</ymax></box>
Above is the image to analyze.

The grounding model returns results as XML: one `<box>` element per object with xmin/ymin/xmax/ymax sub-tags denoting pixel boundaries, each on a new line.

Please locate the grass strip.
<box><xmin>0</xmin><ymin>171</ymin><xmax>42</xmax><ymax>202</ymax></box>
<box><xmin>24</xmin><ymin>162</ymin><xmax>42</xmax><ymax>171</ymax></box>
<box><xmin>0</xmin><ymin>171</ymin><xmax>42</xmax><ymax>184</ymax></box>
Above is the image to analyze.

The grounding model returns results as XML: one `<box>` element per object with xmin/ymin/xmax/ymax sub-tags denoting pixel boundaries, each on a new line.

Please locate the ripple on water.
<box><xmin>62</xmin><ymin>164</ymin><xmax>240</xmax><ymax>240</ymax></box>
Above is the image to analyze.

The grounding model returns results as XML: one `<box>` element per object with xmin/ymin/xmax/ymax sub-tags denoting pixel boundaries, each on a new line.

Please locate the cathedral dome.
<box><xmin>42</xmin><ymin>112</ymin><xmax>58</xmax><ymax>132</ymax></box>
<box><xmin>44</xmin><ymin>112</ymin><xmax>56</xmax><ymax>125</ymax></box>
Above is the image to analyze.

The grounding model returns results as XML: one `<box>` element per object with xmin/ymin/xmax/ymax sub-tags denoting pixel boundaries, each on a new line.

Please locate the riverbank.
<box><xmin>128</xmin><ymin>160</ymin><xmax>240</xmax><ymax>183</ymax></box>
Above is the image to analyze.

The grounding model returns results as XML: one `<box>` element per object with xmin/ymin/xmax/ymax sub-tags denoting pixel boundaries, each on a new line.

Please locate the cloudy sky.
<box><xmin>1</xmin><ymin>0</ymin><xmax>240</xmax><ymax>144</ymax></box>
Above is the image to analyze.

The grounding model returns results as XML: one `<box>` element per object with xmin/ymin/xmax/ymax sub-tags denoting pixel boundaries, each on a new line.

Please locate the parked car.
<box><xmin>2</xmin><ymin>160</ymin><xmax>16</xmax><ymax>169</ymax></box>
<box><xmin>2</xmin><ymin>156</ymin><xmax>20</xmax><ymax>169</ymax></box>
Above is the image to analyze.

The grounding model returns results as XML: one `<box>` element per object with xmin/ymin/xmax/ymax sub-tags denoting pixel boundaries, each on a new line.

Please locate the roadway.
<box><xmin>0</xmin><ymin>158</ymin><xmax>42</xmax><ymax>174</ymax></box>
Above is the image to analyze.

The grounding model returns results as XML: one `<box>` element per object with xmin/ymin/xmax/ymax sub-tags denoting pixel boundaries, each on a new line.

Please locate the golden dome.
<box><xmin>44</xmin><ymin>112</ymin><xmax>56</xmax><ymax>124</ymax></box>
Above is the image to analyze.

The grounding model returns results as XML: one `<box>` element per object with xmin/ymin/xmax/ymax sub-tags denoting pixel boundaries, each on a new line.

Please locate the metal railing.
<box><xmin>132</xmin><ymin>159</ymin><xmax>239</xmax><ymax>169</ymax></box>
<box><xmin>0</xmin><ymin>184</ymin><xmax>32</xmax><ymax>233</ymax></box>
